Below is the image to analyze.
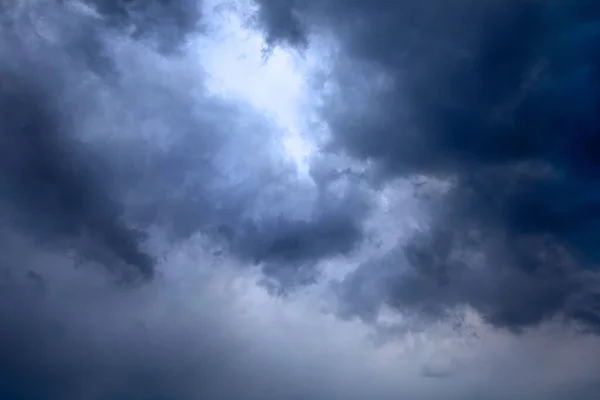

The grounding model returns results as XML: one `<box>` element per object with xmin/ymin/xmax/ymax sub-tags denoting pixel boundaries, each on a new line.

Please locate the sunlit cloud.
<box><xmin>194</xmin><ymin>0</ymin><xmax>318</xmax><ymax>175</ymax></box>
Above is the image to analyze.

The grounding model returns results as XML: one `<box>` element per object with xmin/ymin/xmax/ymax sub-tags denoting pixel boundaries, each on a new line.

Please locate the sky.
<box><xmin>0</xmin><ymin>1</ymin><xmax>600</xmax><ymax>399</ymax></box>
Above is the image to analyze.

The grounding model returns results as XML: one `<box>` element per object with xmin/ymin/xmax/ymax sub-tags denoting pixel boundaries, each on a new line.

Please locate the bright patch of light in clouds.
<box><xmin>194</xmin><ymin>0</ymin><xmax>317</xmax><ymax>175</ymax></box>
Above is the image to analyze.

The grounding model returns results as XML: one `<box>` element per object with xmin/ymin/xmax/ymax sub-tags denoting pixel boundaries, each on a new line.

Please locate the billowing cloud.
<box><xmin>1</xmin><ymin>0</ymin><xmax>600</xmax><ymax>399</ymax></box>
<box><xmin>253</xmin><ymin>0</ymin><xmax>600</xmax><ymax>331</ymax></box>
<box><xmin>0</xmin><ymin>0</ymin><xmax>370</xmax><ymax>283</ymax></box>
<box><xmin>84</xmin><ymin>0</ymin><xmax>202</xmax><ymax>52</ymax></box>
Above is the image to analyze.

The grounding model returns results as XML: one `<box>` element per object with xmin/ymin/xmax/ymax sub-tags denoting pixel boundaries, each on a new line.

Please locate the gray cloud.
<box><xmin>2</xmin><ymin>1</ymin><xmax>600</xmax><ymax>399</ymax></box>
<box><xmin>2</xmin><ymin>234</ymin><xmax>600</xmax><ymax>400</ymax></box>
<box><xmin>0</xmin><ymin>0</ymin><xmax>369</xmax><ymax>283</ymax></box>
<box><xmin>85</xmin><ymin>0</ymin><xmax>203</xmax><ymax>52</ymax></box>
<box><xmin>253</xmin><ymin>0</ymin><xmax>600</xmax><ymax>331</ymax></box>
<box><xmin>0</xmin><ymin>34</ymin><xmax>154</xmax><ymax>281</ymax></box>
<box><xmin>0</xmin><ymin>1</ymin><xmax>376</xmax><ymax>395</ymax></box>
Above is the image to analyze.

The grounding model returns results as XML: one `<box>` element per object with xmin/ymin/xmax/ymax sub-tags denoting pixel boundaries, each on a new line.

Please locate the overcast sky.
<box><xmin>1</xmin><ymin>1</ymin><xmax>600</xmax><ymax>399</ymax></box>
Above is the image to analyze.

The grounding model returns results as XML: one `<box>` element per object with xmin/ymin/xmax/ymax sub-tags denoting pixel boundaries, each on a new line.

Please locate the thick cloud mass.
<box><xmin>86</xmin><ymin>0</ymin><xmax>202</xmax><ymax>51</ymax></box>
<box><xmin>2</xmin><ymin>0</ymin><xmax>600</xmax><ymax>399</ymax></box>
<box><xmin>254</xmin><ymin>0</ymin><xmax>600</xmax><ymax>330</ymax></box>
<box><xmin>0</xmin><ymin>0</ymin><xmax>369</xmax><ymax>283</ymax></box>
<box><xmin>0</xmin><ymin>1</ymin><xmax>376</xmax><ymax>398</ymax></box>
<box><xmin>0</xmin><ymin>29</ymin><xmax>154</xmax><ymax>280</ymax></box>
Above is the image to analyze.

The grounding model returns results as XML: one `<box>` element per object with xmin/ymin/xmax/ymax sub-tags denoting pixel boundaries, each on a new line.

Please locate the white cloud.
<box><xmin>194</xmin><ymin>0</ymin><xmax>320</xmax><ymax>176</ymax></box>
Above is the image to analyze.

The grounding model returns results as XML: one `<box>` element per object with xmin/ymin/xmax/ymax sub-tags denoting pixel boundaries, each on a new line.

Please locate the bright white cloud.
<box><xmin>194</xmin><ymin>0</ymin><xmax>319</xmax><ymax>175</ymax></box>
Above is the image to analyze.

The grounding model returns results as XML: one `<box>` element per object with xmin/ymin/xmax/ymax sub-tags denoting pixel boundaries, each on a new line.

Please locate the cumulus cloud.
<box><xmin>1</xmin><ymin>0</ymin><xmax>600</xmax><ymax>399</ymax></box>
<box><xmin>0</xmin><ymin>0</ymin><xmax>369</xmax><ymax>282</ymax></box>
<box><xmin>253</xmin><ymin>0</ymin><xmax>600</xmax><ymax>331</ymax></box>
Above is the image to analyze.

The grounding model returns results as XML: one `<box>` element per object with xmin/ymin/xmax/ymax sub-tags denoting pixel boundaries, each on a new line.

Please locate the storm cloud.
<box><xmin>1</xmin><ymin>0</ymin><xmax>600</xmax><ymax>399</ymax></box>
<box><xmin>254</xmin><ymin>0</ymin><xmax>600</xmax><ymax>331</ymax></box>
<box><xmin>0</xmin><ymin>0</ymin><xmax>369</xmax><ymax>283</ymax></box>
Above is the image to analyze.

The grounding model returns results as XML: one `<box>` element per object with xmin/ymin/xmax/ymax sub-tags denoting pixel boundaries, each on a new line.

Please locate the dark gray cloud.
<box><xmin>2</xmin><ymin>238</ymin><xmax>598</xmax><ymax>400</ymax></box>
<box><xmin>0</xmin><ymin>256</ymin><xmax>336</xmax><ymax>400</ymax></box>
<box><xmin>85</xmin><ymin>0</ymin><xmax>203</xmax><ymax>52</ymax></box>
<box><xmin>254</xmin><ymin>0</ymin><xmax>600</xmax><ymax>330</ymax></box>
<box><xmin>0</xmin><ymin>1</ymin><xmax>376</xmax><ymax>397</ymax></box>
<box><xmin>0</xmin><ymin>0</ymin><xmax>369</xmax><ymax>284</ymax></box>
<box><xmin>0</xmin><ymin>38</ymin><xmax>154</xmax><ymax>281</ymax></box>
<box><xmin>2</xmin><ymin>1</ymin><xmax>600</xmax><ymax>399</ymax></box>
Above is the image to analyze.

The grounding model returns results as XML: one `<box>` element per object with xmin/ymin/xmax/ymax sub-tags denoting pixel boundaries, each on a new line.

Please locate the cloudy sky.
<box><xmin>1</xmin><ymin>0</ymin><xmax>600</xmax><ymax>399</ymax></box>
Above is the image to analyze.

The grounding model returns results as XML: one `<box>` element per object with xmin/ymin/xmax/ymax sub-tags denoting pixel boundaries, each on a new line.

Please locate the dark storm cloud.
<box><xmin>112</xmin><ymin>101</ymin><xmax>370</xmax><ymax>280</ymax></box>
<box><xmin>0</xmin><ymin>0</ymin><xmax>369</xmax><ymax>283</ymax></box>
<box><xmin>85</xmin><ymin>0</ymin><xmax>203</xmax><ymax>52</ymax></box>
<box><xmin>0</xmin><ymin>1</ymin><xmax>378</xmax><ymax>398</ymax></box>
<box><xmin>0</xmin><ymin>43</ymin><xmax>154</xmax><ymax>280</ymax></box>
<box><xmin>122</xmin><ymin>124</ymin><xmax>370</xmax><ymax>266</ymax></box>
<box><xmin>254</xmin><ymin>0</ymin><xmax>600</xmax><ymax>330</ymax></box>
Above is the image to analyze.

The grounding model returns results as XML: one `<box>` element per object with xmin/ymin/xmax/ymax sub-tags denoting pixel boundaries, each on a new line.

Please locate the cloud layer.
<box><xmin>0</xmin><ymin>0</ymin><xmax>600</xmax><ymax>399</ymax></box>
<box><xmin>254</xmin><ymin>0</ymin><xmax>600</xmax><ymax>331</ymax></box>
